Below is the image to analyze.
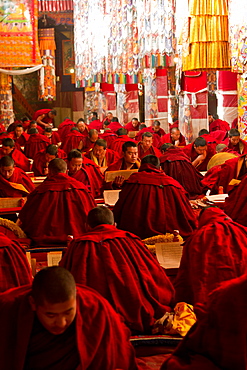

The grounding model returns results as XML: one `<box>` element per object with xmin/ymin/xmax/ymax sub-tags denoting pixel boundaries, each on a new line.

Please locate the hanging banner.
<box><xmin>238</xmin><ymin>74</ymin><xmax>247</xmax><ymax>140</ymax></box>
<box><xmin>0</xmin><ymin>73</ymin><xmax>14</xmax><ymax>126</ymax></box>
<box><xmin>0</xmin><ymin>0</ymin><xmax>41</xmax><ymax>67</ymax></box>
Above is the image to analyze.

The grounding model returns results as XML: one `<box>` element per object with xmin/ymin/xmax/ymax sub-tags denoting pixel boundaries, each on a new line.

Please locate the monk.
<box><xmin>57</xmin><ymin>118</ymin><xmax>76</xmax><ymax>142</ymax></box>
<box><xmin>137</xmin><ymin>132</ymin><xmax>161</xmax><ymax>159</ymax></box>
<box><xmin>135</xmin><ymin>123</ymin><xmax>161</xmax><ymax>148</ymax></box>
<box><xmin>224</xmin><ymin>174</ymin><xmax>247</xmax><ymax>227</ymax></box>
<box><xmin>32</xmin><ymin>144</ymin><xmax>62</xmax><ymax>176</ymax></box>
<box><xmin>223</xmin><ymin>128</ymin><xmax>247</xmax><ymax>154</ymax></box>
<box><xmin>0</xmin><ymin>232</ymin><xmax>32</xmax><ymax>292</ymax></box>
<box><xmin>24</xmin><ymin>128</ymin><xmax>50</xmax><ymax>159</ymax></box>
<box><xmin>0</xmin><ymin>137</ymin><xmax>31</xmax><ymax>172</ymax></box>
<box><xmin>88</xmin><ymin>112</ymin><xmax>103</xmax><ymax>131</ymax></box>
<box><xmin>0</xmin><ymin>156</ymin><xmax>35</xmax><ymax>197</ymax></box>
<box><xmin>32</xmin><ymin>108</ymin><xmax>57</xmax><ymax>129</ymax></box>
<box><xmin>43</xmin><ymin>127</ymin><xmax>61</xmax><ymax>146</ymax></box>
<box><xmin>60</xmin><ymin>127</ymin><xmax>85</xmax><ymax>154</ymax></box>
<box><xmin>103</xmin><ymin>111</ymin><xmax>113</xmax><ymax>125</ymax></box>
<box><xmin>125</xmin><ymin>117</ymin><xmax>140</xmax><ymax>132</ymax></box>
<box><xmin>104</xmin><ymin>141</ymin><xmax>140</xmax><ymax>189</ymax></box>
<box><xmin>99</xmin><ymin>127</ymin><xmax>117</xmax><ymax>146</ymax></box>
<box><xmin>183</xmin><ymin>137</ymin><xmax>216</xmax><ymax>171</ymax></box>
<box><xmin>27</xmin><ymin>120</ymin><xmax>43</xmax><ymax>134</ymax></box>
<box><xmin>161</xmin><ymin>273</ymin><xmax>247</xmax><ymax>370</ymax></box>
<box><xmin>109</xmin><ymin>128</ymin><xmax>136</xmax><ymax>155</ymax></box>
<box><xmin>67</xmin><ymin>149</ymin><xmax>103</xmax><ymax>198</ymax></box>
<box><xmin>17</xmin><ymin>158</ymin><xmax>96</xmax><ymax>247</ymax></box>
<box><xmin>152</xmin><ymin>120</ymin><xmax>166</xmax><ymax>136</ymax></box>
<box><xmin>174</xmin><ymin>206</ymin><xmax>247</xmax><ymax>306</ymax></box>
<box><xmin>160</xmin><ymin>127</ymin><xmax>186</xmax><ymax>147</ymax></box>
<box><xmin>210</xmin><ymin>154</ymin><xmax>247</xmax><ymax>194</ymax></box>
<box><xmin>113</xmin><ymin>155</ymin><xmax>197</xmax><ymax>239</ymax></box>
<box><xmin>160</xmin><ymin>144</ymin><xmax>204</xmax><ymax>199</ymax></box>
<box><xmin>208</xmin><ymin>112</ymin><xmax>230</xmax><ymax>132</ymax></box>
<box><xmin>0</xmin><ymin>266</ymin><xmax>138</xmax><ymax>370</ymax></box>
<box><xmin>86</xmin><ymin>138</ymin><xmax>120</xmax><ymax>170</ymax></box>
<box><xmin>9</xmin><ymin>124</ymin><xmax>30</xmax><ymax>147</ymax></box>
<box><xmin>107</xmin><ymin>117</ymin><xmax>123</xmax><ymax>132</ymax></box>
<box><xmin>82</xmin><ymin>129</ymin><xmax>99</xmax><ymax>154</ymax></box>
<box><xmin>60</xmin><ymin>206</ymin><xmax>174</xmax><ymax>333</ymax></box>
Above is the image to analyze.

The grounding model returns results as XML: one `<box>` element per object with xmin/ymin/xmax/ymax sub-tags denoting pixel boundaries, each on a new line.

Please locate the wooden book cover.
<box><xmin>105</xmin><ymin>169</ymin><xmax>138</xmax><ymax>182</ymax></box>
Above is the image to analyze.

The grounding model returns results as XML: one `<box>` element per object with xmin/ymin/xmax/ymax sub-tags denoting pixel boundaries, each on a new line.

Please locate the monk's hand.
<box><xmin>114</xmin><ymin>175</ymin><xmax>125</xmax><ymax>187</ymax></box>
<box><xmin>43</xmin><ymin>167</ymin><xmax>49</xmax><ymax>176</ymax></box>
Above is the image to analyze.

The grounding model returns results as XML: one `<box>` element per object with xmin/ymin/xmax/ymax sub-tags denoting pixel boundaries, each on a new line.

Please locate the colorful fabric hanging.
<box><xmin>74</xmin><ymin>0</ymin><xmax>176</xmax><ymax>85</ymax></box>
<box><xmin>38</xmin><ymin>28</ymin><xmax>56</xmax><ymax>101</ymax></box>
<box><xmin>0</xmin><ymin>73</ymin><xmax>14</xmax><ymax>126</ymax></box>
<box><xmin>38</xmin><ymin>0</ymin><xmax>73</xmax><ymax>11</ymax></box>
<box><xmin>182</xmin><ymin>0</ymin><xmax>230</xmax><ymax>71</ymax></box>
<box><xmin>228</xmin><ymin>0</ymin><xmax>247</xmax><ymax>73</ymax></box>
<box><xmin>237</xmin><ymin>74</ymin><xmax>247</xmax><ymax>140</ymax></box>
<box><xmin>0</xmin><ymin>0</ymin><xmax>41</xmax><ymax>67</ymax></box>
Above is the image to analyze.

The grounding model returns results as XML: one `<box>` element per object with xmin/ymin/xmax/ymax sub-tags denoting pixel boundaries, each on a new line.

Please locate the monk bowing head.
<box><xmin>0</xmin><ymin>155</ymin><xmax>15</xmax><ymax>179</ymax></box>
<box><xmin>87</xmin><ymin>206</ymin><xmax>114</xmax><ymax>229</ymax></box>
<box><xmin>29</xmin><ymin>266</ymin><xmax>76</xmax><ymax>335</ymax></box>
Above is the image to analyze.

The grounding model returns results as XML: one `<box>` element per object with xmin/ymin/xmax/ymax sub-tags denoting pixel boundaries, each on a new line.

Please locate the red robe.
<box><xmin>0</xmin><ymin>148</ymin><xmax>31</xmax><ymax>172</ymax></box>
<box><xmin>183</xmin><ymin>142</ymin><xmax>216</xmax><ymax>171</ymax></box>
<box><xmin>88</xmin><ymin>119</ymin><xmax>103</xmax><ymax>131</ymax></box>
<box><xmin>224</xmin><ymin>174</ymin><xmax>247</xmax><ymax>226</ymax></box>
<box><xmin>85</xmin><ymin>148</ymin><xmax>120</xmax><ymax>167</ymax></box>
<box><xmin>70</xmin><ymin>160</ymin><xmax>103</xmax><ymax>198</ymax></box>
<box><xmin>32</xmin><ymin>149</ymin><xmax>67</xmax><ymax>176</ymax></box>
<box><xmin>24</xmin><ymin>134</ymin><xmax>50</xmax><ymax>159</ymax></box>
<box><xmin>57</xmin><ymin>118</ymin><xmax>76</xmax><ymax>142</ymax></box>
<box><xmin>160</xmin><ymin>133</ymin><xmax>186</xmax><ymax>146</ymax></box>
<box><xmin>32</xmin><ymin>109</ymin><xmax>54</xmax><ymax>127</ymax></box>
<box><xmin>201</xmin><ymin>165</ymin><xmax>222</xmax><ymax>191</ymax></box>
<box><xmin>0</xmin><ymin>284</ymin><xmax>138</xmax><ymax>370</ymax></box>
<box><xmin>60</xmin><ymin>130</ymin><xmax>84</xmax><ymax>155</ymax></box>
<box><xmin>103</xmin><ymin>157</ymin><xmax>140</xmax><ymax>190</ymax></box>
<box><xmin>82</xmin><ymin>136</ymin><xmax>96</xmax><ymax>154</ymax></box>
<box><xmin>124</xmin><ymin>121</ymin><xmax>140</xmax><ymax>132</ymax></box>
<box><xmin>108</xmin><ymin>121</ymin><xmax>123</xmax><ymax>132</ymax></box>
<box><xmin>60</xmin><ymin>224</ymin><xmax>174</xmax><ymax>333</ymax></box>
<box><xmin>98</xmin><ymin>131</ymin><xmax>117</xmax><ymax>146</ymax></box>
<box><xmin>209</xmin><ymin>118</ymin><xmax>230</xmax><ymax>132</ymax></box>
<box><xmin>174</xmin><ymin>207</ymin><xmax>247</xmax><ymax>306</ymax></box>
<box><xmin>222</xmin><ymin>137</ymin><xmax>247</xmax><ymax>154</ymax></box>
<box><xmin>18</xmin><ymin>173</ymin><xmax>96</xmax><ymax>247</ymax></box>
<box><xmin>47</xmin><ymin>131</ymin><xmax>61</xmax><ymax>145</ymax></box>
<box><xmin>0</xmin><ymin>233</ymin><xmax>32</xmax><ymax>292</ymax></box>
<box><xmin>135</xmin><ymin>128</ymin><xmax>162</xmax><ymax>148</ymax></box>
<box><xmin>210</xmin><ymin>155</ymin><xmax>245</xmax><ymax>194</ymax></box>
<box><xmin>109</xmin><ymin>135</ymin><xmax>136</xmax><ymax>155</ymax></box>
<box><xmin>0</xmin><ymin>166</ymin><xmax>35</xmax><ymax>197</ymax></box>
<box><xmin>160</xmin><ymin>147</ymin><xmax>204</xmax><ymax>199</ymax></box>
<box><xmin>137</xmin><ymin>142</ymin><xmax>162</xmax><ymax>159</ymax></box>
<box><xmin>113</xmin><ymin>163</ymin><xmax>197</xmax><ymax>239</ymax></box>
<box><xmin>9</xmin><ymin>132</ymin><xmax>30</xmax><ymax>147</ymax></box>
<box><xmin>161</xmin><ymin>274</ymin><xmax>247</xmax><ymax>370</ymax></box>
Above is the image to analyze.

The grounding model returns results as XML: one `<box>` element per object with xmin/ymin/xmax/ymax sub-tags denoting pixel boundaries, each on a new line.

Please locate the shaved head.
<box><xmin>87</xmin><ymin>206</ymin><xmax>114</xmax><ymax>228</ymax></box>
<box><xmin>48</xmin><ymin>158</ymin><xmax>67</xmax><ymax>174</ymax></box>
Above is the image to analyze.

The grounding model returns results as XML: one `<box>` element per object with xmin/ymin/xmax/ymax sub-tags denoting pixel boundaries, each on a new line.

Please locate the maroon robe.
<box><xmin>137</xmin><ymin>142</ymin><xmax>162</xmax><ymax>159</ymax></box>
<box><xmin>57</xmin><ymin>118</ymin><xmax>76</xmax><ymax>142</ymax></box>
<box><xmin>161</xmin><ymin>274</ymin><xmax>247</xmax><ymax>370</ymax></box>
<box><xmin>60</xmin><ymin>130</ymin><xmax>84</xmax><ymax>155</ymax></box>
<box><xmin>24</xmin><ymin>134</ymin><xmax>50</xmax><ymax>159</ymax></box>
<box><xmin>88</xmin><ymin>119</ymin><xmax>103</xmax><ymax>131</ymax></box>
<box><xmin>0</xmin><ymin>233</ymin><xmax>32</xmax><ymax>292</ymax></box>
<box><xmin>125</xmin><ymin>121</ymin><xmax>140</xmax><ymax>132</ymax></box>
<box><xmin>108</xmin><ymin>121</ymin><xmax>123</xmax><ymax>132</ymax></box>
<box><xmin>109</xmin><ymin>135</ymin><xmax>136</xmax><ymax>155</ymax></box>
<box><xmin>9</xmin><ymin>132</ymin><xmax>30</xmax><ymax>147</ymax></box>
<box><xmin>60</xmin><ymin>224</ymin><xmax>174</xmax><ymax>333</ymax></box>
<box><xmin>85</xmin><ymin>148</ymin><xmax>120</xmax><ymax>167</ymax></box>
<box><xmin>0</xmin><ymin>284</ymin><xmax>138</xmax><ymax>370</ymax></box>
<box><xmin>82</xmin><ymin>136</ymin><xmax>97</xmax><ymax>154</ymax></box>
<box><xmin>160</xmin><ymin>147</ymin><xmax>204</xmax><ymax>199</ymax></box>
<box><xmin>210</xmin><ymin>155</ymin><xmax>245</xmax><ymax>194</ymax></box>
<box><xmin>98</xmin><ymin>131</ymin><xmax>117</xmax><ymax>146</ymax></box>
<box><xmin>33</xmin><ymin>109</ymin><xmax>54</xmax><ymax>127</ymax></box>
<box><xmin>201</xmin><ymin>165</ymin><xmax>222</xmax><ymax>191</ymax></box>
<box><xmin>18</xmin><ymin>173</ymin><xmax>96</xmax><ymax>246</ymax></box>
<box><xmin>174</xmin><ymin>207</ymin><xmax>247</xmax><ymax>306</ymax></box>
<box><xmin>209</xmin><ymin>118</ymin><xmax>230</xmax><ymax>132</ymax></box>
<box><xmin>0</xmin><ymin>168</ymin><xmax>34</xmax><ymax>197</ymax></box>
<box><xmin>183</xmin><ymin>142</ymin><xmax>216</xmax><ymax>171</ymax></box>
<box><xmin>224</xmin><ymin>174</ymin><xmax>247</xmax><ymax>226</ymax></box>
<box><xmin>81</xmin><ymin>157</ymin><xmax>104</xmax><ymax>197</ymax></box>
<box><xmin>160</xmin><ymin>133</ymin><xmax>186</xmax><ymax>146</ymax></box>
<box><xmin>135</xmin><ymin>128</ymin><xmax>162</xmax><ymax>148</ymax></box>
<box><xmin>113</xmin><ymin>163</ymin><xmax>197</xmax><ymax>239</ymax></box>
<box><xmin>103</xmin><ymin>157</ymin><xmax>140</xmax><ymax>190</ymax></box>
<box><xmin>32</xmin><ymin>149</ymin><xmax>66</xmax><ymax>176</ymax></box>
<box><xmin>222</xmin><ymin>137</ymin><xmax>247</xmax><ymax>154</ymax></box>
<box><xmin>47</xmin><ymin>131</ymin><xmax>61</xmax><ymax>145</ymax></box>
<box><xmin>0</xmin><ymin>148</ymin><xmax>31</xmax><ymax>172</ymax></box>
